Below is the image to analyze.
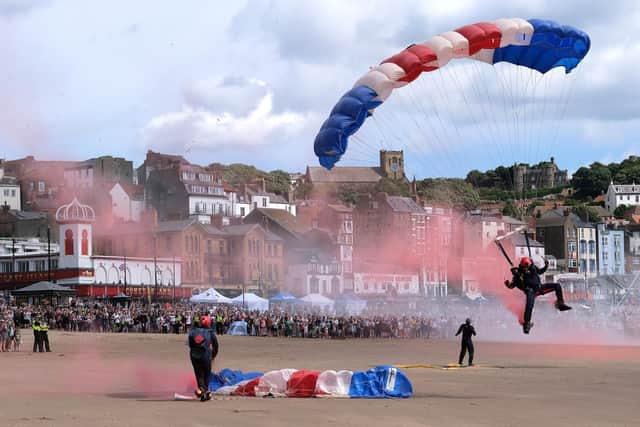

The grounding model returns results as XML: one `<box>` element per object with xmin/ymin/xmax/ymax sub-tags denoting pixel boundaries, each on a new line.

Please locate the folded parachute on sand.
<box><xmin>186</xmin><ymin>366</ymin><xmax>412</xmax><ymax>399</ymax></box>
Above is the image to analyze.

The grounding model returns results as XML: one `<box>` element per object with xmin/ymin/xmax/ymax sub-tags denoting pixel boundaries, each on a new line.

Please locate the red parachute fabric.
<box><xmin>455</xmin><ymin>22</ymin><xmax>502</xmax><ymax>55</ymax></box>
<box><xmin>286</xmin><ymin>370</ymin><xmax>320</xmax><ymax>398</ymax></box>
<box><xmin>231</xmin><ymin>377</ymin><xmax>260</xmax><ymax>396</ymax></box>
<box><xmin>381</xmin><ymin>45</ymin><xmax>437</xmax><ymax>83</ymax></box>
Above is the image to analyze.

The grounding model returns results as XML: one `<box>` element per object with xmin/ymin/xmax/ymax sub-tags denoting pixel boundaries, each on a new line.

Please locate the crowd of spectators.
<box><xmin>1</xmin><ymin>297</ymin><xmax>639</xmax><ymax>347</ymax></box>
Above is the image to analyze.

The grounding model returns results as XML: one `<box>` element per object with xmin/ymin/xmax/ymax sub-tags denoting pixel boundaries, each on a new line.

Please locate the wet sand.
<box><xmin>1</xmin><ymin>331</ymin><xmax>639</xmax><ymax>427</ymax></box>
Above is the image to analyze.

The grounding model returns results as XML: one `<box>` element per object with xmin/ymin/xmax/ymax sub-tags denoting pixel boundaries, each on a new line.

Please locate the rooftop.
<box><xmin>386</xmin><ymin>196</ymin><xmax>424</xmax><ymax>214</ymax></box>
<box><xmin>307</xmin><ymin>166</ymin><xmax>383</xmax><ymax>183</ymax></box>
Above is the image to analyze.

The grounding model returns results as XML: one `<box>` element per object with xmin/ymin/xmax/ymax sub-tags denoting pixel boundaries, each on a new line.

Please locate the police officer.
<box><xmin>40</xmin><ymin>317</ymin><xmax>51</xmax><ymax>352</ymax></box>
<box><xmin>188</xmin><ymin>315</ymin><xmax>218</xmax><ymax>402</ymax></box>
<box><xmin>32</xmin><ymin>318</ymin><xmax>41</xmax><ymax>353</ymax></box>
<box><xmin>455</xmin><ymin>318</ymin><xmax>476</xmax><ymax>366</ymax></box>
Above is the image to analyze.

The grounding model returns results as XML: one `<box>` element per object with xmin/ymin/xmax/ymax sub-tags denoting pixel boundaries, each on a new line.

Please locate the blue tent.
<box><xmin>227</xmin><ymin>320</ymin><xmax>248</xmax><ymax>336</ymax></box>
<box><xmin>269</xmin><ymin>292</ymin><xmax>301</xmax><ymax>303</ymax></box>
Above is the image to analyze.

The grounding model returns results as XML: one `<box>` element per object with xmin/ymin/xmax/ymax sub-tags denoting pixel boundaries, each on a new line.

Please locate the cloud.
<box><xmin>0</xmin><ymin>0</ymin><xmax>50</xmax><ymax>17</ymax></box>
<box><xmin>142</xmin><ymin>77</ymin><xmax>309</xmax><ymax>151</ymax></box>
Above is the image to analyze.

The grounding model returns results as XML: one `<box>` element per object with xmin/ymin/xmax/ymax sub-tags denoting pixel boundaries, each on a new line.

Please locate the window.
<box><xmin>589</xmin><ymin>259</ymin><xmax>596</xmax><ymax>272</ymax></box>
<box><xmin>580</xmin><ymin>259</ymin><xmax>586</xmax><ymax>272</ymax></box>
<box><xmin>1</xmin><ymin>262</ymin><xmax>12</xmax><ymax>273</ymax></box>
<box><xmin>588</xmin><ymin>241</ymin><xmax>595</xmax><ymax>255</ymax></box>
<box><xmin>18</xmin><ymin>261</ymin><xmax>29</xmax><ymax>272</ymax></box>
<box><xmin>64</xmin><ymin>229</ymin><xmax>74</xmax><ymax>255</ymax></box>
<box><xmin>3</xmin><ymin>189</ymin><xmax>8</xmax><ymax>196</ymax></box>
<box><xmin>603</xmin><ymin>236</ymin><xmax>608</xmax><ymax>246</ymax></box>
<box><xmin>262</xmin><ymin>198</ymin><xmax>267</xmax><ymax>207</ymax></box>
<box><xmin>240</xmin><ymin>207</ymin><xmax>246</xmax><ymax>217</ymax></box>
<box><xmin>81</xmin><ymin>229</ymin><xmax>89</xmax><ymax>256</ymax></box>
<box><xmin>310</xmin><ymin>277</ymin><xmax>319</xmax><ymax>293</ymax></box>
<box><xmin>35</xmin><ymin>260</ymin><xmax>46</xmax><ymax>271</ymax></box>
<box><xmin>579</xmin><ymin>240</ymin><xmax>586</xmax><ymax>255</ymax></box>
<box><xmin>219</xmin><ymin>240</ymin><xmax>225</xmax><ymax>256</ymax></box>
<box><xmin>38</xmin><ymin>181</ymin><xmax>45</xmax><ymax>192</ymax></box>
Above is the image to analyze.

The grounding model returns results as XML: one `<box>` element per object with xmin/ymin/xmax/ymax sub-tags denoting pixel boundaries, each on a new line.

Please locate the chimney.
<box><xmin>210</xmin><ymin>214</ymin><xmax>223</xmax><ymax>229</ymax></box>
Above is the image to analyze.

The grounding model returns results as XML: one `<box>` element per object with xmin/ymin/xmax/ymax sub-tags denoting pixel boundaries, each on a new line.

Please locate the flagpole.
<box><xmin>124</xmin><ymin>255</ymin><xmax>127</xmax><ymax>295</ymax></box>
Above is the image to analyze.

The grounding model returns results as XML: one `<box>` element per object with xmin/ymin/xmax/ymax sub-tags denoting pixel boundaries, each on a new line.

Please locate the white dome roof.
<box><xmin>55</xmin><ymin>197</ymin><xmax>95</xmax><ymax>223</ymax></box>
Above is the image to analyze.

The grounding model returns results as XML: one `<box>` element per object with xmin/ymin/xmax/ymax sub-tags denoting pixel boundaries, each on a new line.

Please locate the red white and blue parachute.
<box><xmin>196</xmin><ymin>366</ymin><xmax>412</xmax><ymax>398</ymax></box>
<box><xmin>313</xmin><ymin>18</ymin><xmax>591</xmax><ymax>169</ymax></box>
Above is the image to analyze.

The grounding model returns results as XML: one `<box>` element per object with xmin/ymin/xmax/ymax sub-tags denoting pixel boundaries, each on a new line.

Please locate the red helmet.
<box><xmin>519</xmin><ymin>256</ymin><xmax>532</xmax><ymax>268</ymax></box>
<box><xmin>200</xmin><ymin>315</ymin><xmax>211</xmax><ymax>329</ymax></box>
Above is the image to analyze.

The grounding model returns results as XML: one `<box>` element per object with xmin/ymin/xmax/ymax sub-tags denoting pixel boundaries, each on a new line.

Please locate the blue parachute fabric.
<box><xmin>348</xmin><ymin>365</ymin><xmax>413</xmax><ymax>398</ymax></box>
<box><xmin>313</xmin><ymin>85</ymin><xmax>382</xmax><ymax>169</ymax></box>
<box><xmin>209</xmin><ymin>368</ymin><xmax>263</xmax><ymax>391</ymax></box>
<box><xmin>492</xmin><ymin>19</ymin><xmax>590</xmax><ymax>74</ymax></box>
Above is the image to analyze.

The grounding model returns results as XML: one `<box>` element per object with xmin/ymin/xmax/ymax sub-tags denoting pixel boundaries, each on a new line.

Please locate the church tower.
<box><xmin>55</xmin><ymin>198</ymin><xmax>96</xmax><ymax>285</ymax></box>
<box><xmin>379</xmin><ymin>150</ymin><xmax>405</xmax><ymax>180</ymax></box>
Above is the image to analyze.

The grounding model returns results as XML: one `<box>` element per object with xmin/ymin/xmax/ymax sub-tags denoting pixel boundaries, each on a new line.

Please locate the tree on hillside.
<box><xmin>374</xmin><ymin>178</ymin><xmax>411</xmax><ymax>197</ymax></box>
<box><xmin>571</xmin><ymin>162</ymin><xmax>611</xmax><ymax>200</ymax></box>
<box><xmin>266</xmin><ymin>170</ymin><xmax>291</xmax><ymax>196</ymax></box>
<box><xmin>613</xmin><ymin>204</ymin><xmax>634</xmax><ymax>219</ymax></box>
<box><xmin>221</xmin><ymin>163</ymin><xmax>264</xmax><ymax>185</ymax></box>
<box><xmin>337</xmin><ymin>184</ymin><xmax>361</xmax><ymax>206</ymax></box>
<box><xmin>612</xmin><ymin>156</ymin><xmax>640</xmax><ymax>183</ymax></box>
<box><xmin>293</xmin><ymin>182</ymin><xmax>313</xmax><ymax>200</ymax></box>
<box><xmin>416</xmin><ymin>178</ymin><xmax>480</xmax><ymax>209</ymax></box>
<box><xmin>572</xmin><ymin>204</ymin><xmax>601</xmax><ymax>223</ymax></box>
<box><xmin>502</xmin><ymin>199</ymin><xmax>520</xmax><ymax>218</ymax></box>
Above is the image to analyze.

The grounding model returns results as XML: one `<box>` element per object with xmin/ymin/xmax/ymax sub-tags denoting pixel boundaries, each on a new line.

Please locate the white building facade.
<box><xmin>605</xmin><ymin>182</ymin><xmax>640</xmax><ymax>213</ymax></box>
<box><xmin>0</xmin><ymin>167</ymin><xmax>21</xmax><ymax>210</ymax></box>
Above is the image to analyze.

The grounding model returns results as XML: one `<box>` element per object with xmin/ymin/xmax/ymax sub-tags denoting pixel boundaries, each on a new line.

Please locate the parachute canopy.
<box><xmin>313</xmin><ymin>18</ymin><xmax>590</xmax><ymax>169</ymax></box>
<box><xmin>204</xmin><ymin>366</ymin><xmax>413</xmax><ymax>398</ymax></box>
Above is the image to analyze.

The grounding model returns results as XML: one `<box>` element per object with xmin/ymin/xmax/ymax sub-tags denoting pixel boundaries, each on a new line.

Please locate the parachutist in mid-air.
<box><xmin>504</xmin><ymin>257</ymin><xmax>572</xmax><ymax>334</ymax></box>
<box><xmin>455</xmin><ymin>318</ymin><xmax>476</xmax><ymax>366</ymax></box>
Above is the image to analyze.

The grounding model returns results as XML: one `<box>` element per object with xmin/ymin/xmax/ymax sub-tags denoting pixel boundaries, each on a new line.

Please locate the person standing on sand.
<box><xmin>455</xmin><ymin>318</ymin><xmax>476</xmax><ymax>366</ymax></box>
<box><xmin>188</xmin><ymin>315</ymin><xmax>218</xmax><ymax>402</ymax></box>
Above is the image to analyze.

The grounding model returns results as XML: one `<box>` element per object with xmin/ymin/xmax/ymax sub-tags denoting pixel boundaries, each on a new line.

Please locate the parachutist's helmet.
<box><xmin>465</xmin><ymin>318</ymin><xmax>471</xmax><ymax>325</ymax></box>
<box><xmin>519</xmin><ymin>256</ymin><xmax>532</xmax><ymax>268</ymax></box>
<box><xmin>200</xmin><ymin>315</ymin><xmax>211</xmax><ymax>329</ymax></box>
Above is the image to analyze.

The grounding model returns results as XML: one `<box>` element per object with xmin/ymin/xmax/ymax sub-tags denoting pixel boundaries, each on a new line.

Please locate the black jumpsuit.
<box><xmin>511</xmin><ymin>264</ymin><xmax>565</xmax><ymax>325</ymax></box>
<box><xmin>456</xmin><ymin>323</ymin><xmax>476</xmax><ymax>365</ymax></box>
<box><xmin>188</xmin><ymin>327</ymin><xmax>219</xmax><ymax>395</ymax></box>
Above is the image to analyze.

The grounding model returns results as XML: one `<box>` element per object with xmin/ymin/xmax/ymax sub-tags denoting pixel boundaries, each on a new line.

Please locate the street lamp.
<box><xmin>11</xmin><ymin>238</ymin><xmax>16</xmax><ymax>290</ymax></box>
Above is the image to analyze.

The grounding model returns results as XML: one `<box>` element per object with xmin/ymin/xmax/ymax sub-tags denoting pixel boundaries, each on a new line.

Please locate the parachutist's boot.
<box><xmin>555</xmin><ymin>300</ymin><xmax>572</xmax><ymax>311</ymax></box>
<box><xmin>523</xmin><ymin>322</ymin><xmax>533</xmax><ymax>334</ymax></box>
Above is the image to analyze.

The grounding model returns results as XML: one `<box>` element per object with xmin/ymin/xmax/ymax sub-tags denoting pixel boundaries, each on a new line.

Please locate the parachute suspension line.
<box><xmin>432</xmin><ymin>65</ymin><xmax>488</xmax><ymax>170</ymax></box>
<box><xmin>394</xmin><ymin>85</ymin><xmax>451</xmax><ymax>178</ymax></box>
<box><xmin>547</xmin><ymin>71</ymin><xmax>578</xmax><ymax>163</ymax></box>
<box><xmin>522</xmin><ymin>67</ymin><xmax>537</xmax><ymax>167</ymax></box>
<box><xmin>445</xmin><ymin>63</ymin><xmax>502</xmax><ymax>174</ymax></box>
<box><xmin>370</xmin><ymin>115</ymin><xmax>392</xmax><ymax>151</ymax></box>
<box><xmin>346</xmin><ymin>135</ymin><xmax>382</xmax><ymax>165</ymax></box>
<box><xmin>370</xmin><ymin>100</ymin><xmax>440</xmax><ymax>178</ymax></box>
<box><xmin>350</xmin><ymin>133</ymin><xmax>383</xmax><ymax>157</ymax></box>
<box><xmin>404</xmin><ymin>77</ymin><xmax>461</xmax><ymax>174</ymax></box>
<box><xmin>466</xmin><ymin>60</ymin><xmax>513</xmax><ymax>175</ymax></box>
<box><xmin>492</xmin><ymin>65</ymin><xmax>519</xmax><ymax>195</ymax></box>
<box><xmin>413</xmin><ymin>70</ymin><xmax>469</xmax><ymax>172</ymax></box>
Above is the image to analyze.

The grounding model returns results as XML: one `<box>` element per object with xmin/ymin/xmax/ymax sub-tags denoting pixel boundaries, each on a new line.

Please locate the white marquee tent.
<box><xmin>189</xmin><ymin>288</ymin><xmax>233</xmax><ymax>304</ymax></box>
<box><xmin>300</xmin><ymin>293</ymin><xmax>335</xmax><ymax>311</ymax></box>
<box><xmin>232</xmin><ymin>292</ymin><xmax>269</xmax><ymax>311</ymax></box>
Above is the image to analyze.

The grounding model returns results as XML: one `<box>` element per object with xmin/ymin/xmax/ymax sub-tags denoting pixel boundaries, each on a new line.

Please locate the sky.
<box><xmin>0</xmin><ymin>0</ymin><xmax>638</xmax><ymax>178</ymax></box>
